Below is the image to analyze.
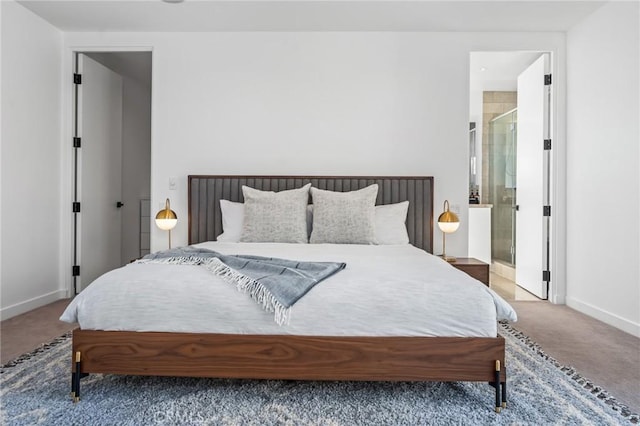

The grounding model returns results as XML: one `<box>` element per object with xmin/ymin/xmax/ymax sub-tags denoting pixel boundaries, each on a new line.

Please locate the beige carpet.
<box><xmin>509</xmin><ymin>300</ymin><xmax>640</xmax><ymax>413</ymax></box>
<box><xmin>1</xmin><ymin>299</ymin><xmax>77</xmax><ymax>364</ymax></box>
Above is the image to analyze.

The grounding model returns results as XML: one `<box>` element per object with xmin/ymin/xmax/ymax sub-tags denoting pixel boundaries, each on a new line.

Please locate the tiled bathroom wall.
<box><xmin>481</xmin><ymin>91</ymin><xmax>517</xmax><ymax>204</ymax></box>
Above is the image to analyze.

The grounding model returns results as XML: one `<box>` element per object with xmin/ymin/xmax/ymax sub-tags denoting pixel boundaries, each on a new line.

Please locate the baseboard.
<box><xmin>566</xmin><ymin>296</ymin><xmax>640</xmax><ymax>338</ymax></box>
<box><xmin>0</xmin><ymin>290</ymin><xmax>67</xmax><ymax>321</ymax></box>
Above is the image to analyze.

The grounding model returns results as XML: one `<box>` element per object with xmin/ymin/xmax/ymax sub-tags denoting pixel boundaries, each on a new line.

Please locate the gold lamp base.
<box><xmin>440</xmin><ymin>255</ymin><xmax>457</xmax><ymax>263</ymax></box>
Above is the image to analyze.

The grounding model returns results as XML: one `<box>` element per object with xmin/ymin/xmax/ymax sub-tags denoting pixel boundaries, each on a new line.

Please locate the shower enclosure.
<box><xmin>488</xmin><ymin>109</ymin><xmax>517</xmax><ymax>266</ymax></box>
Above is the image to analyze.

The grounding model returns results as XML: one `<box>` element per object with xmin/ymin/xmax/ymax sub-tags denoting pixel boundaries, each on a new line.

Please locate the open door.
<box><xmin>515</xmin><ymin>53</ymin><xmax>550</xmax><ymax>299</ymax></box>
<box><xmin>75</xmin><ymin>53</ymin><xmax>124</xmax><ymax>291</ymax></box>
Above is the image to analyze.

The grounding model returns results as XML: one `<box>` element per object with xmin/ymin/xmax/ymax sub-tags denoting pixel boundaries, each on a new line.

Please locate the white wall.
<box><xmin>121</xmin><ymin>75</ymin><xmax>151</xmax><ymax>264</ymax></box>
<box><xmin>63</xmin><ymin>32</ymin><xmax>565</xmax><ymax>267</ymax></box>
<box><xmin>566</xmin><ymin>2</ymin><xmax>640</xmax><ymax>337</ymax></box>
<box><xmin>155</xmin><ymin>32</ymin><xmax>471</xmax><ymax>254</ymax></box>
<box><xmin>0</xmin><ymin>1</ymin><xmax>64</xmax><ymax>319</ymax></box>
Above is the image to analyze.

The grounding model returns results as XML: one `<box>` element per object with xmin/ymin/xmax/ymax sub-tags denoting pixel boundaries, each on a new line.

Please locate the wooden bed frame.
<box><xmin>71</xmin><ymin>175</ymin><xmax>507</xmax><ymax>412</ymax></box>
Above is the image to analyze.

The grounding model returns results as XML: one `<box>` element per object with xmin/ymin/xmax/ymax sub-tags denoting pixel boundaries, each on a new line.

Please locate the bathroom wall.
<box><xmin>481</xmin><ymin>91</ymin><xmax>516</xmax><ymax>204</ymax></box>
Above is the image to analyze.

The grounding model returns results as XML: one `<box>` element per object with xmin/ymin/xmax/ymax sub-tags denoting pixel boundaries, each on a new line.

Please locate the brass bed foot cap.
<box><xmin>73</xmin><ymin>397</ymin><xmax>80</xmax><ymax>403</ymax></box>
<box><xmin>495</xmin><ymin>407</ymin><xmax>501</xmax><ymax>413</ymax></box>
<box><xmin>502</xmin><ymin>402</ymin><xmax>507</xmax><ymax>408</ymax></box>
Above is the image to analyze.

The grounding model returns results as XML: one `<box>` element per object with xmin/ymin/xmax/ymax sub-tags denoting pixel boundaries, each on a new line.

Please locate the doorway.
<box><xmin>469</xmin><ymin>51</ymin><xmax>552</xmax><ymax>301</ymax></box>
<box><xmin>72</xmin><ymin>51</ymin><xmax>152</xmax><ymax>293</ymax></box>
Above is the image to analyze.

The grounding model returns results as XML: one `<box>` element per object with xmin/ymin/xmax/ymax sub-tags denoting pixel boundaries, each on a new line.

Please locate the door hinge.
<box><xmin>543</xmin><ymin>205</ymin><xmax>551</xmax><ymax>217</ymax></box>
<box><xmin>72</xmin><ymin>265</ymin><xmax>80</xmax><ymax>276</ymax></box>
<box><xmin>73</xmin><ymin>73</ymin><xmax>82</xmax><ymax>84</ymax></box>
<box><xmin>543</xmin><ymin>270</ymin><xmax>551</xmax><ymax>282</ymax></box>
<box><xmin>72</xmin><ymin>202</ymin><xmax>81</xmax><ymax>213</ymax></box>
<box><xmin>73</xmin><ymin>137</ymin><xmax>81</xmax><ymax>148</ymax></box>
<box><xmin>544</xmin><ymin>139</ymin><xmax>552</xmax><ymax>150</ymax></box>
<box><xmin>544</xmin><ymin>74</ymin><xmax>552</xmax><ymax>85</ymax></box>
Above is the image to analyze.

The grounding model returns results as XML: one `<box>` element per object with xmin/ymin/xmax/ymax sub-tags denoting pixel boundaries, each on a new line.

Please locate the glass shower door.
<box><xmin>489</xmin><ymin>109</ymin><xmax>517</xmax><ymax>266</ymax></box>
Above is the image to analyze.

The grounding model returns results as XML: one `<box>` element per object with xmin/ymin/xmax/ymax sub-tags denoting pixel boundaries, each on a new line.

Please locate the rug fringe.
<box><xmin>499</xmin><ymin>322</ymin><xmax>639</xmax><ymax>423</ymax></box>
<box><xmin>0</xmin><ymin>331</ymin><xmax>72</xmax><ymax>370</ymax></box>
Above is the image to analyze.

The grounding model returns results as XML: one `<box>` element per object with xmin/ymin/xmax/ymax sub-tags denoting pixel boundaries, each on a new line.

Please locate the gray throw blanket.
<box><xmin>137</xmin><ymin>246</ymin><xmax>346</xmax><ymax>325</ymax></box>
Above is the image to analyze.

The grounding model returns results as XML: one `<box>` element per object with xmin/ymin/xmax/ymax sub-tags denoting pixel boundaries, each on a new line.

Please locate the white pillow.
<box><xmin>309</xmin><ymin>184</ymin><xmax>378</xmax><ymax>244</ymax></box>
<box><xmin>374</xmin><ymin>201</ymin><xmax>410</xmax><ymax>245</ymax></box>
<box><xmin>217</xmin><ymin>200</ymin><xmax>244</xmax><ymax>242</ymax></box>
<box><xmin>240</xmin><ymin>184</ymin><xmax>311</xmax><ymax>243</ymax></box>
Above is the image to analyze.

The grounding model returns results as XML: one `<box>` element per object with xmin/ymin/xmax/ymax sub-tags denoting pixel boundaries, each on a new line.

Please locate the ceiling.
<box><xmin>17</xmin><ymin>0</ymin><xmax>606</xmax><ymax>32</ymax></box>
<box><xmin>85</xmin><ymin>52</ymin><xmax>152</xmax><ymax>88</ymax></box>
<box><xmin>470</xmin><ymin>51</ymin><xmax>543</xmax><ymax>91</ymax></box>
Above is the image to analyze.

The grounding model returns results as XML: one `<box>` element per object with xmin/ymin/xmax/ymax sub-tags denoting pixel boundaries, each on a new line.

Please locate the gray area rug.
<box><xmin>1</xmin><ymin>323</ymin><xmax>637</xmax><ymax>425</ymax></box>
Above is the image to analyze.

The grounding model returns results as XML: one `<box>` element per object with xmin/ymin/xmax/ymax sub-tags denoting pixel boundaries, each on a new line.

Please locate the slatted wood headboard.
<box><xmin>188</xmin><ymin>175</ymin><xmax>434</xmax><ymax>253</ymax></box>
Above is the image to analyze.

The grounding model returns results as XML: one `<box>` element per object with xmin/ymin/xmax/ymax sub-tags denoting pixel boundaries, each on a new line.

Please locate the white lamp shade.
<box><xmin>155</xmin><ymin>218</ymin><xmax>177</xmax><ymax>231</ymax></box>
<box><xmin>155</xmin><ymin>198</ymin><xmax>177</xmax><ymax>231</ymax></box>
<box><xmin>438</xmin><ymin>221</ymin><xmax>460</xmax><ymax>233</ymax></box>
<box><xmin>437</xmin><ymin>200</ymin><xmax>460</xmax><ymax>234</ymax></box>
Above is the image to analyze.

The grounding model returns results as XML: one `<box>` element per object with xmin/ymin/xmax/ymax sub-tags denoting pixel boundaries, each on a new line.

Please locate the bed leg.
<box><xmin>71</xmin><ymin>372</ymin><xmax>76</xmax><ymax>399</ymax></box>
<box><xmin>501</xmin><ymin>365</ymin><xmax>507</xmax><ymax>409</ymax></box>
<box><xmin>73</xmin><ymin>351</ymin><xmax>81</xmax><ymax>403</ymax></box>
<box><xmin>494</xmin><ymin>360</ymin><xmax>501</xmax><ymax>413</ymax></box>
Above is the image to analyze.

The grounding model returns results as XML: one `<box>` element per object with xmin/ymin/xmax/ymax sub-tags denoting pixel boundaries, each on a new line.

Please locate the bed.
<box><xmin>64</xmin><ymin>175</ymin><xmax>514</xmax><ymax>412</ymax></box>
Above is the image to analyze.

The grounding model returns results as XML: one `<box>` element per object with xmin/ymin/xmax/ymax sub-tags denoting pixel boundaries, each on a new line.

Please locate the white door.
<box><xmin>515</xmin><ymin>54</ymin><xmax>549</xmax><ymax>299</ymax></box>
<box><xmin>78</xmin><ymin>54</ymin><xmax>123</xmax><ymax>291</ymax></box>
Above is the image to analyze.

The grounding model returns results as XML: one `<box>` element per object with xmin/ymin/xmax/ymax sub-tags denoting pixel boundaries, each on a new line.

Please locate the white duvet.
<box><xmin>61</xmin><ymin>242</ymin><xmax>517</xmax><ymax>337</ymax></box>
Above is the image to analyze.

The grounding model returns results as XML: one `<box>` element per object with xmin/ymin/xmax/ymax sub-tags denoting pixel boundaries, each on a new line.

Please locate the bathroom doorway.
<box><xmin>469</xmin><ymin>51</ymin><xmax>552</xmax><ymax>300</ymax></box>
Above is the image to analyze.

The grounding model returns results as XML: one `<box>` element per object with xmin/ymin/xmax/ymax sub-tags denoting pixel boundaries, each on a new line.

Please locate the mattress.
<box><xmin>60</xmin><ymin>242</ymin><xmax>517</xmax><ymax>337</ymax></box>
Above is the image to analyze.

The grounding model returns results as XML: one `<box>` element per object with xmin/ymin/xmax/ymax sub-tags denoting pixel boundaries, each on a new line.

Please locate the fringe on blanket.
<box><xmin>136</xmin><ymin>256</ymin><xmax>291</xmax><ymax>325</ymax></box>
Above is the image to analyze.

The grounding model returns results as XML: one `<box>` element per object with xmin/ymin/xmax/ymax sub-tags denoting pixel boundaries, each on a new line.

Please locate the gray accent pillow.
<box><xmin>240</xmin><ymin>184</ymin><xmax>311</xmax><ymax>243</ymax></box>
<box><xmin>310</xmin><ymin>184</ymin><xmax>378</xmax><ymax>244</ymax></box>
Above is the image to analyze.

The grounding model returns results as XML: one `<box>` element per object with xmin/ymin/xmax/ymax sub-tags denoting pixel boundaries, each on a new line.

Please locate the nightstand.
<box><xmin>450</xmin><ymin>257</ymin><xmax>489</xmax><ymax>286</ymax></box>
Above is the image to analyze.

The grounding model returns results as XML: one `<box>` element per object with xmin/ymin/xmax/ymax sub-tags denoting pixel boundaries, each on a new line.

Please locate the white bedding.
<box><xmin>60</xmin><ymin>242</ymin><xmax>517</xmax><ymax>337</ymax></box>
